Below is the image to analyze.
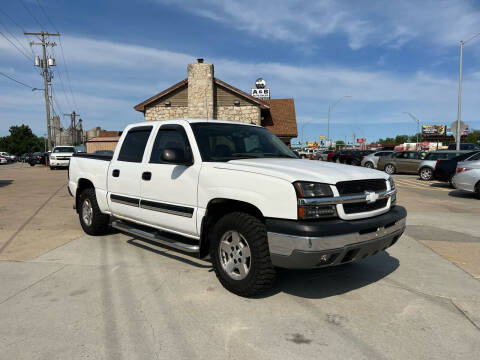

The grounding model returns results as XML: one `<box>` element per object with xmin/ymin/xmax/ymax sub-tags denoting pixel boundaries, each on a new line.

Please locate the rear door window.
<box><xmin>117</xmin><ymin>126</ymin><xmax>153</xmax><ymax>162</ymax></box>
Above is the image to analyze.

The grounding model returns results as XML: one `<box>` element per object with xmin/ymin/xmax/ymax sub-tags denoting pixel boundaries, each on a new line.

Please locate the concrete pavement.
<box><xmin>1</xmin><ymin>164</ymin><xmax>479</xmax><ymax>359</ymax></box>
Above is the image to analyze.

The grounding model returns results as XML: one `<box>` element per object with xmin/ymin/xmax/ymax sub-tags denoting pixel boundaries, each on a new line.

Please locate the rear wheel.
<box><xmin>50</xmin><ymin>166</ymin><xmax>56</xmax><ymax>170</ymax></box>
<box><xmin>419</xmin><ymin>167</ymin><xmax>433</xmax><ymax>181</ymax></box>
<box><xmin>210</xmin><ymin>212</ymin><xmax>276</xmax><ymax>297</ymax></box>
<box><xmin>364</xmin><ymin>161</ymin><xmax>374</xmax><ymax>169</ymax></box>
<box><xmin>78</xmin><ymin>188</ymin><xmax>110</xmax><ymax>235</ymax></box>
<box><xmin>385</xmin><ymin>164</ymin><xmax>396</xmax><ymax>175</ymax></box>
<box><xmin>475</xmin><ymin>182</ymin><xmax>480</xmax><ymax>199</ymax></box>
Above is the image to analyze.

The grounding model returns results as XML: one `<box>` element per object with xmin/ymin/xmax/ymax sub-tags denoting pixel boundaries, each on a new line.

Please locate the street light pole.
<box><xmin>455</xmin><ymin>31</ymin><xmax>480</xmax><ymax>151</ymax></box>
<box><xmin>327</xmin><ymin>96</ymin><xmax>351</xmax><ymax>149</ymax></box>
<box><xmin>403</xmin><ymin>112</ymin><xmax>420</xmax><ymax>147</ymax></box>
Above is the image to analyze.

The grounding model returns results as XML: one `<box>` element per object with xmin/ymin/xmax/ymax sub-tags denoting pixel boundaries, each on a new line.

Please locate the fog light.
<box><xmin>319</xmin><ymin>254</ymin><xmax>329</xmax><ymax>262</ymax></box>
<box><xmin>391</xmin><ymin>193</ymin><xmax>396</xmax><ymax>204</ymax></box>
<box><xmin>298</xmin><ymin>205</ymin><xmax>337</xmax><ymax>219</ymax></box>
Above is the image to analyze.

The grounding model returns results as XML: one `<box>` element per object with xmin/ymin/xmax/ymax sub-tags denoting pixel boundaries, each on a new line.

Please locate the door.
<box><xmin>406</xmin><ymin>152</ymin><xmax>421</xmax><ymax>172</ymax></box>
<box><xmin>107</xmin><ymin>125</ymin><xmax>153</xmax><ymax>222</ymax></box>
<box><xmin>394</xmin><ymin>152</ymin><xmax>408</xmax><ymax>172</ymax></box>
<box><xmin>139</xmin><ymin>124</ymin><xmax>200</xmax><ymax>237</ymax></box>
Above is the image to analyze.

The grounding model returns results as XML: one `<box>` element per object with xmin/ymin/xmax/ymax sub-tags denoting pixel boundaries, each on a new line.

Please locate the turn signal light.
<box><xmin>298</xmin><ymin>205</ymin><xmax>337</xmax><ymax>219</ymax></box>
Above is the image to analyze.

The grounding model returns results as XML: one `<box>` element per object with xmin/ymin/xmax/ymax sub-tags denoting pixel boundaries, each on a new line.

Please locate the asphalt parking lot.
<box><xmin>1</xmin><ymin>162</ymin><xmax>479</xmax><ymax>359</ymax></box>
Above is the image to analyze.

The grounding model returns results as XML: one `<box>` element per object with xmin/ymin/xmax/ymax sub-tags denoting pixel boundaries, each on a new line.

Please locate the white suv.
<box><xmin>50</xmin><ymin>146</ymin><xmax>76</xmax><ymax>169</ymax></box>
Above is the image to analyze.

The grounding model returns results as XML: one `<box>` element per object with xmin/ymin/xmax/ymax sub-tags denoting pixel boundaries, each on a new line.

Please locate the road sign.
<box><xmin>450</xmin><ymin>120</ymin><xmax>467</xmax><ymax>140</ymax></box>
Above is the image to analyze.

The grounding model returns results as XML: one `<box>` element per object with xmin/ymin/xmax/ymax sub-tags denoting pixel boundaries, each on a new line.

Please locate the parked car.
<box><xmin>338</xmin><ymin>150</ymin><xmax>355</xmax><ymax>164</ymax></box>
<box><xmin>377</xmin><ymin>151</ymin><xmax>424</xmax><ymax>175</ymax></box>
<box><xmin>417</xmin><ymin>151</ymin><xmax>467</xmax><ymax>181</ymax></box>
<box><xmin>327</xmin><ymin>150</ymin><xmax>341</xmax><ymax>162</ymax></box>
<box><xmin>433</xmin><ymin>151</ymin><xmax>480</xmax><ymax>186</ymax></box>
<box><xmin>447</xmin><ymin>143</ymin><xmax>480</xmax><ymax>151</ymax></box>
<box><xmin>318</xmin><ymin>150</ymin><xmax>333</xmax><ymax>161</ymax></box>
<box><xmin>452</xmin><ymin>152</ymin><xmax>480</xmax><ymax>198</ymax></box>
<box><xmin>361</xmin><ymin>151</ymin><xmax>394</xmax><ymax>169</ymax></box>
<box><xmin>0</xmin><ymin>152</ymin><xmax>15</xmax><ymax>162</ymax></box>
<box><xmin>50</xmin><ymin>146</ymin><xmax>76</xmax><ymax>169</ymax></box>
<box><xmin>348</xmin><ymin>150</ymin><xmax>376</xmax><ymax>166</ymax></box>
<box><xmin>69</xmin><ymin>119</ymin><xmax>406</xmax><ymax>296</ymax></box>
<box><xmin>29</xmin><ymin>152</ymin><xmax>48</xmax><ymax>166</ymax></box>
<box><xmin>0</xmin><ymin>155</ymin><xmax>7</xmax><ymax>164</ymax></box>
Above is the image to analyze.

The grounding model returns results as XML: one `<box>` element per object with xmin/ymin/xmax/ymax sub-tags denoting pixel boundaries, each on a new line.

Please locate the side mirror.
<box><xmin>161</xmin><ymin>148</ymin><xmax>192</xmax><ymax>165</ymax></box>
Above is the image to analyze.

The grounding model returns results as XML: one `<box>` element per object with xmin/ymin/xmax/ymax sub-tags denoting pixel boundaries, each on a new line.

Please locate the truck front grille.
<box><xmin>343</xmin><ymin>198</ymin><xmax>388</xmax><ymax>214</ymax></box>
<box><xmin>336</xmin><ymin>179</ymin><xmax>386</xmax><ymax>195</ymax></box>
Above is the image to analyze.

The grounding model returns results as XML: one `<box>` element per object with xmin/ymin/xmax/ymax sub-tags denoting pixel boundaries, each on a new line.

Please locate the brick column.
<box><xmin>187</xmin><ymin>61</ymin><xmax>214</xmax><ymax>119</ymax></box>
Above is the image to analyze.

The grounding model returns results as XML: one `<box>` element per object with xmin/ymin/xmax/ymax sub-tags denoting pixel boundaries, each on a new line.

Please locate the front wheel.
<box><xmin>210</xmin><ymin>212</ymin><xmax>276</xmax><ymax>297</ymax></box>
<box><xmin>29</xmin><ymin>162</ymin><xmax>35</xmax><ymax>167</ymax></box>
<box><xmin>419</xmin><ymin>167</ymin><xmax>433</xmax><ymax>181</ymax></box>
<box><xmin>385</xmin><ymin>164</ymin><xmax>396</xmax><ymax>175</ymax></box>
<box><xmin>78</xmin><ymin>188</ymin><xmax>110</xmax><ymax>235</ymax></box>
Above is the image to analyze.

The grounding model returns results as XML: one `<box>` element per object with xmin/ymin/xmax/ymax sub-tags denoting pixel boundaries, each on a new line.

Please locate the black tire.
<box><xmin>78</xmin><ymin>188</ymin><xmax>110</xmax><ymax>235</ymax></box>
<box><xmin>50</xmin><ymin>166</ymin><xmax>56</xmax><ymax>170</ymax></box>
<box><xmin>419</xmin><ymin>167</ymin><xmax>433</xmax><ymax>181</ymax></box>
<box><xmin>364</xmin><ymin>161</ymin><xmax>374</xmax><ymax>169</ymax></box>
<box><xmin>29</xmin><ymin>162</ymin><xmax>35</xmax><ymax>167</ymax></box>
<box><xmin>210</xmin><ymin>212</ymin><xmax>276</xmax><ymax>297</ymax></box>
<box><xmin>385</xmin><ymin>163</ymin><xmax>396</xmax><ymax>175</ymax></box>
<box><xmin>475</xmin><ymin>182</ymin><xmax>480</xmax><ymax>200</ymax></box>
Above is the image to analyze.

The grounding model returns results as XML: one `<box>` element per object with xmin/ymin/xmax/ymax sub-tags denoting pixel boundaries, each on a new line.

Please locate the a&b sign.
<box><xmin>251</xmin><ymin>77</ymin><xmax>271</xmax><ymax>99</ymax></box>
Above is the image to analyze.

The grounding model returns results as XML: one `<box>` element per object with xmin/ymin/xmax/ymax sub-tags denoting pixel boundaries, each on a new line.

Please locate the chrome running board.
<box><xmin>112</xmin><ymin>220</ymin><xmax>199</xmax><ymax>253</ymax></box>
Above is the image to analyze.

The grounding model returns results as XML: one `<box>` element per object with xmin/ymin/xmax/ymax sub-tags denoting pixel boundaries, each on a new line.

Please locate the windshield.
<box><xmin>53</xmin><ymin>147</ymin><xmax>75</xmax><ymax>153</ymax></box>
<box><xmin>190</xmin><ymin>123</ymin><xmax>297</xmax><ymax>162</ymax></box>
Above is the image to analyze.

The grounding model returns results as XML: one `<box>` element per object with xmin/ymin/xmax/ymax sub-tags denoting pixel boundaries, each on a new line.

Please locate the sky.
<box><xmin>1</xmin><ymin>0</ymin><xmax>480</xmax><ymax>145</ymax></box>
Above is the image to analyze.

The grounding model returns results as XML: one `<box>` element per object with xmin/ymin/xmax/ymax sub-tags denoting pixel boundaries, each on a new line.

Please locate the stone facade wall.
<box><xmin>187</xmin><ymin>62</ymin><xmax>214</xmax><ymax>119</ymax></box>
<box><xmin>144</xmin><ymin>106</ymin><xmax>189</xmax><ymax>121</ymax></box>
<box><xmin>217</xmin><ymin>106</ymin><xmax>261</xmax><ymax>125</ymax></box>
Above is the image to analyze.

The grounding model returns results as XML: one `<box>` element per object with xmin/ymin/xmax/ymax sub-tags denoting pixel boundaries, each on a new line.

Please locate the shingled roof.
<box><xmin>261</xmin><ymin>99</ymin><xmax>298</xmax><ymax>138</ymax></box>
<box><xmin>133</xmin><ymin>78</ymin><xmax>269</xmax><ymax>112</ymax></box>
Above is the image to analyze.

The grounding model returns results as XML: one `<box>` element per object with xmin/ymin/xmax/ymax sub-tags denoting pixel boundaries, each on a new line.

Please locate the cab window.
<box><xmin>117</xmin><ymin>126</ymin><xmax>153</xmax><ymax>162</ymax></box>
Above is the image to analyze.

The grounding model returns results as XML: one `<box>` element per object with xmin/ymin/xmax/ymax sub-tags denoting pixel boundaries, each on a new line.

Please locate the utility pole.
<box><xmin>455</xmin><ymin>32</ymin><xmax>480</xmax><ymax>150</ymax></box>
<box><xmin>64</xmin><ymin>111</ymin><xmax>80</xmax><ymax>145</ymax></box>
<box><xmin>24</xmin><ymin>31</ymin><xmax>60</xmax><ymax>151</ymax></box>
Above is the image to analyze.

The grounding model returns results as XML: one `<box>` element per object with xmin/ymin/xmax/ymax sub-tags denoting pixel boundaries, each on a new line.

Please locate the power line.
<box><xmin>18</xmin><ymin>0</ymin><xmax>44</xmax><ymax>29</ymax></box>
<box><xmin>35</xmin><ymin>0</ymin><xmax>78</xmax><ymax>110</ymax></box>
<box><xmin>0</xmin><ymin>6</ymin><xmax>34</xmax><ymax>56</ymax></box>
<box><xmin>51</xmin><ymin>47</ymin><xmax>73</xmax><ymax>110</ymax></box>
<box><xmin>0</xmin><ymin>29</ymin><xmax>31</xmax><ymax>61</ymax></box>
<box><xmin>0</xmin><ymin>71</ymin><xmax>35</xmax><ymax>89</ymax></box>
<box><xmin>0</xmin><ymin>19</ymin><xmax>32</xmax><ymax>58</ymax></box>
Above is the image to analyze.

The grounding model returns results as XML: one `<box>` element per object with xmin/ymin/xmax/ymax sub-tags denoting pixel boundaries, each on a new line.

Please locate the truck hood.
<box><xmin>214</xmin><ymin>158</ymin><xmax>389</xmax><ymax>184</ymax></box>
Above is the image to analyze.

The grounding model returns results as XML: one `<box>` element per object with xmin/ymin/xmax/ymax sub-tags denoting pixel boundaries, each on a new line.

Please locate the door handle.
<box><xmin>142</xmin><ymin>171</ymin><xmax>152</xmax><ymax>181</ymax></box>
<box><xmin>112</xmin><ymin>169</ymin><xmax>120</xmax><ymax>177</ymax></box>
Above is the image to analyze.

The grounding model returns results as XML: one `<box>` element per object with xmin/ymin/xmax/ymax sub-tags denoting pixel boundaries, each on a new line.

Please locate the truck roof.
<box><xmin>129</xmin><ymin>118</ymin><xmax>262</xmax><ymax>128</ymax></box>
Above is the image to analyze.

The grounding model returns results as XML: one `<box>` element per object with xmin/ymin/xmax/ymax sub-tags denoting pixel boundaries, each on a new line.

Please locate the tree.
<box><xmin>465</xmin><ymin>130</ymin><xmax>480</xmax><ymax>144</ymax></box>
<box><xmin>0</xmin><ymin>125</ymin><xmax>45</xmax><ymax>155</ymax></box>
<box><xmin>335</xmin><ymin>140</ymin><xmax>345</xmax><ymax>149</ymax></box>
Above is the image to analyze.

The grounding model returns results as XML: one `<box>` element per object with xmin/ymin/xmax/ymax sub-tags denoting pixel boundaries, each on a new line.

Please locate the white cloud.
<box><xmin>152</xmin><ymin>0</ymin><xmax>480</xmax><ymax>50</ymax></box>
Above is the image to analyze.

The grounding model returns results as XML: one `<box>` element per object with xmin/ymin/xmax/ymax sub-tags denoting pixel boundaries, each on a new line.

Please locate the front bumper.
<box><xmin>266</xmin><ymin>205</ymin><xmax>407</xmax><ymax>269</ymax></box>
<box><xmin>50</xmin><ymin>159</ymin><xmax>70</xmax><ymax>167</ymax></box>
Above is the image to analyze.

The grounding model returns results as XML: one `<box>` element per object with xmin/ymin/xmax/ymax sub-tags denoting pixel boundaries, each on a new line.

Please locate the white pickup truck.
<box><xmin>68</xmin><ymin>119</ymin><xmax>406</xmax><ymax>296</ymax></box>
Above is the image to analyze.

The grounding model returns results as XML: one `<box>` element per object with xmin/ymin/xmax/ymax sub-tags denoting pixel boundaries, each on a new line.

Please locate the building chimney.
<box><xmin>187</xmin><ymin>60</ymin><xmax>214</xmax><ymax>119</ymax></box>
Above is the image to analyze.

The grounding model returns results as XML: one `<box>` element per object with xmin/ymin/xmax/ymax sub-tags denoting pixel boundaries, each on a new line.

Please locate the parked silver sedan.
<box><xmin>361</xmin><ymin>150</ymin><xmax>393</xmax><ymax>169</ymax></box>
<box><xmin>452</xmin><ymin>152</ymin><xmax>480</xmax><ymax>198</ymax></box>
<box><xmin>417</xmin><ymin>150</ymin><xmax>466</xmax><ymax>181</ymax></box>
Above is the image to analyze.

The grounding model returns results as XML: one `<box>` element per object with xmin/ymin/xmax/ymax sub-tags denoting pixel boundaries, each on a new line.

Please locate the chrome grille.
<box><xmin>336</xmin><ymin>179</ymin><xmax>386</xmax><ymax>195</ymax></box>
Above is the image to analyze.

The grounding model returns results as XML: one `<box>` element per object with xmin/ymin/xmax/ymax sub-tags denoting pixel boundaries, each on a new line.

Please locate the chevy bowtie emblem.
<box><xmin>365</xmin><ymin>191</ymin><xmax>379</xmax><ymax>204</ymax></box>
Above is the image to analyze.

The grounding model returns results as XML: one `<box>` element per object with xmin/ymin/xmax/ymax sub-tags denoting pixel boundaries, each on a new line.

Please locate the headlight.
<box><xmin>293</xmin><ymin>181</ymin><xmax>333</xmax><ymax>198</ymax></box>
<box><xmin>293</xmin><ymin>181</ymin><xmax>337</xmax><ymax>219</ymax></box>
<box><xmin>388</xmin><ymin>177</ymin><xmax>395</xmax><ymax>190</ymax></box>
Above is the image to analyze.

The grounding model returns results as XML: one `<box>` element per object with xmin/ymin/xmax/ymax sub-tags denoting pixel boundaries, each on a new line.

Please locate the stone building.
<box><xmin>134</xmin><ymin>59</ymin><xmax>297</xmax><ymax>144</ymax></box>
